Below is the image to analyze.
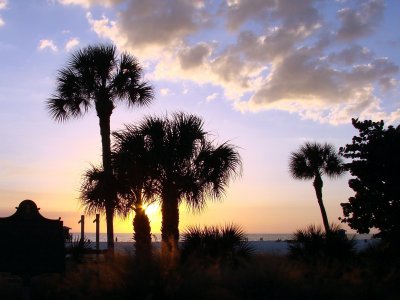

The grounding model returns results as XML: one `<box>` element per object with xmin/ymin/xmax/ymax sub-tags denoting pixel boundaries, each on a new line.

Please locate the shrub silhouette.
<box><xmin>181</xmin><ymin>224</ymin><xmax>253</xmax><ymax>266</ymax></box>
<box><xmin>68</xmin><ymin>236</ymin><xmax>92</xmax><ymax>263</ymax></box>
<box><xmin>289</xmin><ymin>224</ymin><xmax>356</xmax><ymax>262</ymax></box>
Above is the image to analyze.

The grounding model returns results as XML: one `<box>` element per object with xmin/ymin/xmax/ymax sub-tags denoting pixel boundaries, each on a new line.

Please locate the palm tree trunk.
<box><xmin>313</xmin><ymin>174</ymin><xmax>330</xmax><ymax>234</ymax></box>
<box><xmin>105</xmin><ymin>205</ymin><xmax>114</xmax><ymax>250</ymax></box>
<box><xmin>161</xmin><ymin>190</ymin><xmax>180</xmax><ymax>255</ymax></box>
<box><xmin>98</xmin><ymin>113</ymin><xmax>115</xmax><ymax>250</ymax></box>
<box><xmin>133</xmin><ymin>207</ymin><xmax>152</xmax><ymax>261</ymax></box>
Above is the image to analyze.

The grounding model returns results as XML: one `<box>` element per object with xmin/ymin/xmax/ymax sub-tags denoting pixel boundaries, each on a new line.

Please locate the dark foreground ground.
<box><xmin>1</xmin><ymin>249</ymin><xmax>399</xmax><ymax>300</ymax></box>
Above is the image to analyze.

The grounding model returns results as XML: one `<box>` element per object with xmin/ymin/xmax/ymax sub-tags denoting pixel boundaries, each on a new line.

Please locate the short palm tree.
<box><xmin>289</xmin><ymin>142</ymin><xmax>344</xmax><ymax>234</ymax></box>
<box><xmin>136</xmin><ymin>113</ymin><xmax>242</xmax><ymax>253</ymax></box>
<box><xmin>112</xmin><ymin>125</ymin><xmax>158</xmax><ymax>260</ymax></box>
<box><xmin>47</xmin><ymin>44</ymin><xmax>153</xmax><ymax>249</ymax></box>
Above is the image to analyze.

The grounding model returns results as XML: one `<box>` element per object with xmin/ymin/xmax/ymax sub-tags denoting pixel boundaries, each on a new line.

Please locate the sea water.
<box><xmin>71</xmin><ymin>232</ymin><xmax>373</xmax><ymax>243</ymax></box>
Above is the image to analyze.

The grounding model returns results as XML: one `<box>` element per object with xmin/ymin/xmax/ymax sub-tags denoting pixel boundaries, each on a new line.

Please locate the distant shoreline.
<box><xmin>71</xmin><ymin>232</ymin><xmax>374</xmax><ymax>243</ymax></box>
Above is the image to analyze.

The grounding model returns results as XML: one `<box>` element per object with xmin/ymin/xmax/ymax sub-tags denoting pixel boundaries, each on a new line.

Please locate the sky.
<box><xmin>0</xmin><ymin>0</ymin><xmax>399</xmax><ymax>234</ymax></box>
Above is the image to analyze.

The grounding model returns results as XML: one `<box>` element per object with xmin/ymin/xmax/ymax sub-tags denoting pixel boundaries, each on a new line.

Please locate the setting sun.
<box><xmin>144</xmin><ymin>203</ymin><xmax>159</xmax><ymax>218</ymax></box>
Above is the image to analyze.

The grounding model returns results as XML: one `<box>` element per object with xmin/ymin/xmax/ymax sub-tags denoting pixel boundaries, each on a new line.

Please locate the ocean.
<box><xmin>71</xmin><ymin>232</ymin><xmax>373</xmax><ymax>243</ymax></box>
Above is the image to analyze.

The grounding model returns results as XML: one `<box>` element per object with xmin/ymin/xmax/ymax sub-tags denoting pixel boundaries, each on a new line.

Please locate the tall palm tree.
<box><xmin>136</xmin><ymin>112</ymin><xmax>242</xmax><ymax>253</ymax></box>
<box><xmin>289</xmin><ymin>142</ymin><xmax>344</xmax><ymax>234</ymax></box>
<box><xmin>47</xmin><ymin>44</ymin><xmax>153</xmax><ymax>249</ymax></box>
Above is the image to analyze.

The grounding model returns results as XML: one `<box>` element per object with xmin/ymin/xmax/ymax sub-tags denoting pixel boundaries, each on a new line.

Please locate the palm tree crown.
<box><xmin>289</xmin><ymin>142</ymin><xmax>344</xmax><ymax>233</ymax></box>
<box><xmin>289</xmin><ymin>142</ymin><xmax>343</xmax><ymax>180</ymax></box>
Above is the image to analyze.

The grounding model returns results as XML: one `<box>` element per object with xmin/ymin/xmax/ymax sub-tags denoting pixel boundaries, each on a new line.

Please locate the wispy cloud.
<box><xmin>65</xmin><ymin>37</ymin><xmax>79</xmax><ymax>51</ymax></box>
<box><xmin>0</xmin><ymin>0</ymin><xmax>7</xmax><ymax>10</ymax></box>
<box><xmin>182</xmin><ymin>87</ymin><xmax>189</xmax><ymax>95</ymax></box>
<box><xmin>38</xmin><ymin>39</ymin><xmax>58</xmax><ymax>52</ymax></box>
<box><xmin>0</xmin><ymin>0</ymin><xmax>6</xmax><ymax>27</ymax></box>
<box><xmin>206</xmin><ymin>92</ymin><xmax>218</xmax><ymax>102</ymax></box>
<box><xmin>160</xmin><ymin>88</ymin><xmax>171</xmax><ymax>96</ymax></box>
<box><xmin>58</xmin><ymin>0</ymin><xmax>116</xmax><ymax>8</ymax></box>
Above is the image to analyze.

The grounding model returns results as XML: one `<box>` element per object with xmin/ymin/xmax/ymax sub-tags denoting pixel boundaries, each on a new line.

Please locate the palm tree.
<box><xmin>112</xmin><ymin>125</ymin><xmax>158</xmax><ymax>260</ymax></box>
<box><xmin>47</xmin><ymin>44</ymin><xmax>153</xmax><ymax>249</ymax></box>
<box><xmin>136</xmin><ymin>112</ymin><xmax>242</xmax><ymax>253</ymax></box>
<box><xmin>80</xmin><ymin>138</ymin><xmax>156</xmax><ymax>261</ymax></box>
<box><xmin>289</xmin><ymin>142</ymin><xmax>344</xmax><ymax>234</ymax></box>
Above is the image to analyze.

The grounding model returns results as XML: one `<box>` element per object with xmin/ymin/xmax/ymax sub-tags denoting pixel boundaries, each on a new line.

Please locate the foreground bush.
<box><xmin>289</xmin><ymin>224</ymin><xmax>356</xmax><ymax>261</ymax></box>
<box><xmin>181</xmin><ymin>224</ymin><xmax>253</xmax><ymax>266</ymax></box>
<box><xmin>1</xmin><ymin>251</ymin><xmax>400</xmax><ymax>300</ymax></box>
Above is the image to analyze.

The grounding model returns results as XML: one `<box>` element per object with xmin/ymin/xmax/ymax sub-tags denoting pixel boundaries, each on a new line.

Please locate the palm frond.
<box><xmin>112</xmin><ymin>51</ymin><xmax>154</xmax><ymax>107</ymax></box>
<box><xmin>79</xmin><ymin>164</ymin><xmax>130</xmax><ymax>218</ymax></box>
<box><xmin>289</xmin><ymin>151</ymin><xmax>314</xmax><ymax>179</ymax></box>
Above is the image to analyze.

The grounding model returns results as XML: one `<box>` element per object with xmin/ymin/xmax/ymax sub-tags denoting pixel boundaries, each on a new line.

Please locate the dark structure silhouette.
<box><xmin>47</xmin><ymin>44</ymin><xmax>154</xmax><ymax>250</ymax></box>
<box><xmin>289</xmin><ymin>142</ymin><xmax>344</xmax><ymax>234</ymax></box>
<box><xmin>0</xmin><ymin>200</ymin><xmax>64</xmax><ymax>275</ymax></box>
<box><xmin>93</xmin><ymin>213</ymin><xmax>100</xmax><ymax>250</ymax></box>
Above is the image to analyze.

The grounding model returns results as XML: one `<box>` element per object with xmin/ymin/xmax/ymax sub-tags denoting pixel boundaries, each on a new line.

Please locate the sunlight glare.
<box><xmin>144</xmin><ymin>202</ymin><xmax>159</xmax><ymax>217</ymax></box>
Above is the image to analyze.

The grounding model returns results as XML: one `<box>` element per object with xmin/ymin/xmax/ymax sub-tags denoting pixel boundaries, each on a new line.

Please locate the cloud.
<box><xmin>65</xmin><ymin>37</ymin><xmax>79</xmax><ymax>51</ymax></box>
<box><xmin>206</xmin><ymin>92</ymin><xmax>218</xmax><ymax>102</ymax></box>
<box><xmin>0</xmin><ymin>0</ymin><xmax>7</xmax><ymax>10</ymax></box>
<box><xmin>58</xmin><ymin>0</ymin><xmax>120</xmax><ymax>8</ymax></box>
<box><xmin>160</xmin><ymin>88</ymin><xmax>171</xmax><ymax>96</ymax></box>
<box><xmin>182</xmin><ymin>87</ymin><xmax>189</xmax><ymax>95</ymax></box>
<box><xmin>118</xmin><ymin>0</ymin><xmax>209</xmax><ymax>48</ymax></box>
<box><xmin>84</xmin><ymin>0</ymin><xmax>399</xmax><ymax>125</ymax></box>
<box><xmin>223</xmin><ymin>0</ymin><xmax>321</xmax><ymax>33</ymax></box>
<box><xmin>336</xmin><ymin>0</ymin><xmax>385</xmax><ymax>41</ymax></box>
<box><xmin>38</xmin><ymin>39</ymin><xmax>58</xmax><ymax>52</ymax></box>
<box><xmin>0</xmin><ymin>0</ymin><xmax>6</xmax><ymax>27</ymax></box>
<box><xmin>223</xmin><ymin>0</ymin><xmax>275</xmax><ymax>31</ymax></box>
<box><xmin>87</xmin><ymin>0</ymin><xmax>210</xmax><ymax>59</ymax></box>
<box><xmin>327</xmin><ymin>45</ymin><xmax>374</xmax><ymax>65</ymax></box>
<box><xmin>86</xmin><ymin>12</ymin><xmax>127</xmax><ymax>50</ymax></box>
<box><xmin>178</xmin><ymin>43</ymin><xmax>213</xmax><ymax>70</ymax></box>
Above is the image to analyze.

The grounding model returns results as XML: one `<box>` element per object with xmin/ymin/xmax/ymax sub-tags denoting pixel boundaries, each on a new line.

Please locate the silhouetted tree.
<box><xmin>340</xmin><ymin>119</ymin><xmax>400</xmax><ymax>245</ymax></box>
<box><xmin>47</xmin><ymin>44</ymin><xmax>153</xmax><ymax>249</ymax></box>
<box><xmin>134</xmin><ymin>113</ymin><xmax>242</xmax><ymax>254</ymax></box>
<box><xmin>289</xmin><ymin>142</ymin><xmax>344</xmax><ymax>234</ymax></box>
<box><xmin>113</xmin><ymin>125</ymin><xmax>158</xmax><ymax>260</ymax></box>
